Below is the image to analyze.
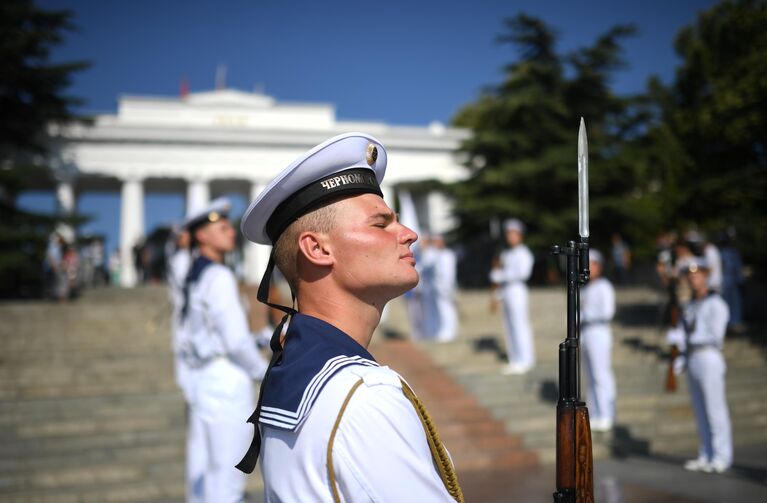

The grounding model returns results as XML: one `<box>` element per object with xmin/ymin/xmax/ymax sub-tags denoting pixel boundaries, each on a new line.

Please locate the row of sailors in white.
<box><xmin>579</xmin><ymin>249</ymin><xmax>617</xmax><ymax>432</ymax></box>
<box><xmin>489</xmin><ymin>218</ymin><xmax>536</xmax><ymax>374</ymax></box>
<box><xmin>418</xmin><ymin>234</ymin><xmax>458</xmax><ymax>342</ymax></box>
<box><xmin>167</xmin><ymin>198</ymin><xmax>269</xmax><ymax>503</ymax></box>
<box><xmin>666</xmin><ymin>257</ymin><xmax>732</xmax><ymax>474</ymax></box>
<box><xmin>397</xmin><ymin>191</ymin><xmax>458</xmax><ymax>343</ymax></box>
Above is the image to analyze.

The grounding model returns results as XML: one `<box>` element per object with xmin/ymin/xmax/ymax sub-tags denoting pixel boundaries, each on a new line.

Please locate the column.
<box><xmin>379</xmin><ymin>183</ymin><xmax>395</xmax><ymax>207</ymax></box>
<box><xmin>243</xmin><ymin>181</ymin><xmax>271</xmax><ymax>285</ymax></box>
<box><xmin>427</xmin><ymin>190</ymin><xmax>456</xmax><ymax>236</ymax></box>
<box><xmin>119</xmin><ymin>177</ymin><xmax>144</xmax><ymax>287</ymax></box>
<box><xmin>56</xmin><ymin>181</ymin><xmax>75</xmax><ymax>214</ymax></box>
<box><xmin>186</xmin><ymin>178</ymin><xmax>210</xmax><ymax>217</ymax></box>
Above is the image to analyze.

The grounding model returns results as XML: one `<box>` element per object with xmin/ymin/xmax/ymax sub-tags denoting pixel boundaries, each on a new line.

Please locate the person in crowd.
<box><xmin>580</xmin><ymin>249</ymin><xmax>616</xmax><ymax>432</ymax></box>
<box><xmin>62</xmin><ymin>243</ymin><xmax>80</xmax><ymax>299</ymax></box>
<box><xmin>489</xmin><ymin>218</ymin><xmax>536</xmax><ymax>375</ymax></box>
<box><xmin>610</xmin><ymin>232</ymin><xmax>631</xmax><ymax>285</ymax></box>
<box><xmin>421</xmin><ymin>234</ymin><xmax>458</xmax><ymax>342</ymax></box>
<box><xmin>662</xmin><ymin>237</ymin><xmax>698</xmax><ymax>308</ymax></box>
<box><xmin>236</xmin><ymin>132</ymin><xmax>464</xmax><ymax>501</ymax></box>
<box><xmin>418</xmin><ymin>235</ymin><xmax>439</xmax><ymax>339</ymax></box>
<box><xmin>718</xmin><ymin>228</ymin><xmax>745</xmax><ymax>333</ymax></box>
<box><xmin>80</xmin><ymin>240</ymin><xmax>94</xmax><ymax>287</ymax></box>
<box><xmin>703</xmin><ymin>238</ymin><xmax>723</xmax><ymax>293</ymax></box>
<box><xmin>397</xmin><ymin>190</ymin><xmax>426</xmax><ymax>341</ymax></box>
<box><xmin>667</xmin><ymin>258</ymin><xmax>732</xmax><ymax>474</ymax></box>
<box><xmin>90</xmin><ymin>238</ymin><xmax>106</xmax><ymax>286</ymax></box>
<box><xmin>179</xmin><ymin>198</ymin><xmax>268</xmax><ymax>503</ymax></box>
<box><xmin>44</xmin><ymin>232</ymin><xmax>66</xmax><ymax>301</ymax></box>
<box><xmin>108</xmin><ymin>248</ymin><xmax>121</xmax><ymax>286</ymax></box>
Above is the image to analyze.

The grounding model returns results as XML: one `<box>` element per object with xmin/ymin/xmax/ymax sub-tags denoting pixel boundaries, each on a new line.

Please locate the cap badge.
<box><xmin>366</xmin><ymin>144</ymin><xmax>378</xmax><ymax>166</ymax></box>
<box><xmin>208</xmin><ymin>211</ymin><xmax>221</xmax><ymax>223</ymax></box>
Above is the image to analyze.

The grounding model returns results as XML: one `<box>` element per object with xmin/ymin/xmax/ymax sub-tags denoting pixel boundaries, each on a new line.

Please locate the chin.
<box><xmin>393</xmin><ymin>275</ymin><xmax>419</xmax><ymax>297</ymax></box>
<box><xmin>369</xmin><ymin>277</ymin><xmax>418</xmax><ymax>303</ymax></box>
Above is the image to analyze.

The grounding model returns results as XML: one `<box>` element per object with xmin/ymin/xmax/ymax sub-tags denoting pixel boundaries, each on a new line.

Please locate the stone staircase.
<box><xmin>381</xmin><ymin>287</ymin><xmax>767</xmax><ymax>465</ymax></box>
<box><xmin>1</xmin><ymin>285</ymin><xmax>765</xmax><ymax>502</ymax></box>
<box><xmin>0</xmin><ymin>286</ymin><xmax>264</xmax><ymax>503</ymax></box>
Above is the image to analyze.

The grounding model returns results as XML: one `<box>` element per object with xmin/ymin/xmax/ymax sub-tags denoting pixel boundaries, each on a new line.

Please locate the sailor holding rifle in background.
<box><xmin>667</xmin><ymin>257</ymin><xmax>732</xmax><ymax>474</ymax></box>
<box><xmin>580</xmin><ymin>249</ymin><xmax>616</xmax><ymax>432</ymax></box>
<box><xmin>490</xmin><ymin>218</ymin><xmax>536</xmax><ymax>375</ymax></box>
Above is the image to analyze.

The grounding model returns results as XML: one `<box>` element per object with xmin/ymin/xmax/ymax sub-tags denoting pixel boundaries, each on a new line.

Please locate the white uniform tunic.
<box><xmin>420</xmin><ymin>247</ymin><xmax>458</xmax><ymax>342</ymax></box>
<box><xmin>703</xmin><ymin>243</ymin><xmax>723</xmax><ymax>292</ymax></box>
<box><xmin>257</xmin><ymin>314</ymin><xmax>455</xmax><ymax>502</ymax></box>
<box><xmin>667</xmin><ymin>293</ymin><xmax>732</xmax><ymax>467</ymax></box>
<box><xmin>490</xmin><ymin>244</ymin><xmax>535</xmax><ymax>367</ymax></box>
<box><xmin>181</xmin><ymin>256</ymin><xmax>268</xmax><ymax>503</ymax></box>
<box><xmin>167</xmin><ymin>248</ymin><xmax>192</xmax><ymax>399</ymax></box>
<box><xmin>580</xmin><ymin>277</ymin><xmax>616</xmax><ymax>424</ymax></box>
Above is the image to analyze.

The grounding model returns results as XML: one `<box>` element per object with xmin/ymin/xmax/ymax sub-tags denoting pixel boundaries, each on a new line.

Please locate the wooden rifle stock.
<box><xmin>665</xmin><ymin>345</ymin><xmax>680</xmax><ymax>392</ymax></box>
<box><xmin>555</xmin><ymin>403</ymin><xmax>594</xmax><ymax>503</ymax></box>
<box><xmin>552</xmin><ymin>239</ymin><xmax>594</xmax><ymax>503</ymax></box>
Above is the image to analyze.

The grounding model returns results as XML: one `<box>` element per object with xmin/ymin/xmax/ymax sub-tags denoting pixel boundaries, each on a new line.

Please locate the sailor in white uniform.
<box><xmin>667</xmin><ymin>258</ymin><xmax>732</xmax><ymax>474</ymax></box>
<box><xmin>166</xmin><ymin>227</ymin><xmax>192</xmax><ymax>399</ymax></box>
<box><xmin>421</xmin><ymin>234</ymin><xmax>458</xmax><ymax>342</ymax></box>
<box><xmin>490</xmin><ymin>218</ymin><xmax>536</xmax><ymax>374</ymax></box>
<box><xmin>237</xmin><ymin>133</ymin><xmax>464</xmax><ymax>502</ymax></box>
<box><xmin>580</xmin><ymin>249</ymin><xmax>616</xmax><ymax>432</ymax></box>
<box><xmin>180</xmin><ymin>198</ymin><xmax>268</xmax><ymax>503</ymax></box>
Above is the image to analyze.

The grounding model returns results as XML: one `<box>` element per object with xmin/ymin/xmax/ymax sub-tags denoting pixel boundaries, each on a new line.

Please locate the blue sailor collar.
<box><xmin>181</xmin><ymin>255</ymin><xmax>215</xmax><ymax>320</ymax></box>
<box><xmin>186</xmin><ymin>254</ymin><xmax>214</xmax><ymax>284</ymax></box>
<box><xmin>258</xmin><ymin>313</ymin><xmax>378</xmax><ymax>431</ymax></box>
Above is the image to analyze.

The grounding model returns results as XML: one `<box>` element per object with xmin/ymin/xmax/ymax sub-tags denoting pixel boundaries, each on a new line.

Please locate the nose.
<box><xmin>398</xmin><ymin>223</ymin><xmax>418</xmax><ymax>246</ymax></box>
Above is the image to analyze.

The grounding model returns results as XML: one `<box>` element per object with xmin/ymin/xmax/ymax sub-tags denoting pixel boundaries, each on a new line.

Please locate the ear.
<box><xmin>297</xmin><ymin>231</ymin><xmax>334</xmax><ymax>267</ymax></box>
<box><xmin>193</xmin><ymin>226</ymin><xmax>207</xmax><ymax>246</ymax></box>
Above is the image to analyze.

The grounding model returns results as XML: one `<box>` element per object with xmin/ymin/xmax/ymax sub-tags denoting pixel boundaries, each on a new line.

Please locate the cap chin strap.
<box><xmin>236</xmin><ymin>252</ymin><xmax>296</xmax><ymax>474</ymax></box>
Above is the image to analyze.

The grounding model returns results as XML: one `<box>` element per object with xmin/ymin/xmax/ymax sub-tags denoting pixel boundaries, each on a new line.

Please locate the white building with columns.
<box><xmin>50</xmin><ymin>89</ymin><xmax>470</xmax><ymax>287</ymax></box>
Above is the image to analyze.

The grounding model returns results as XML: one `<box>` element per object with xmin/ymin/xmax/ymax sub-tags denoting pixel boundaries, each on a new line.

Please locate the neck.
<box><xmin>693</xmin><ymin>287</ymin><xmax>709</xmax><ymax>300</ymax></box>
<box><xmin>198</xmin><ymin>246</ymin><xmax>224</xmax><ymax>263</ymax></box>
<box><xmin>296</xmin><ymin>286</ymin><xmax>382</xmax><ymax>349</ymax></box>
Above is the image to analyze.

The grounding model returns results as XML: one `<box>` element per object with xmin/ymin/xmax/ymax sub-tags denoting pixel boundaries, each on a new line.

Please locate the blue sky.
<box><xmin>21</xmin><ymin>0</ymin><xmax>718</xmax><ymax>253</ymax></box>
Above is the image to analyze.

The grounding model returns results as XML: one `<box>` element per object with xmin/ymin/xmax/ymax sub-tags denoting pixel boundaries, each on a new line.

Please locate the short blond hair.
<box><xmin>273</xmin><ymin>203</ymin><xmax>337</xmax><ymax>293</ymax></box>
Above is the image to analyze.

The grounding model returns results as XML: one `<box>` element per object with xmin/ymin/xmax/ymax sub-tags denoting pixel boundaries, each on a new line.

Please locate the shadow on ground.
<box><xmin>472</xmin><ymin>334</ymin><xmax>507</xmax><ymax>362</ymax></box>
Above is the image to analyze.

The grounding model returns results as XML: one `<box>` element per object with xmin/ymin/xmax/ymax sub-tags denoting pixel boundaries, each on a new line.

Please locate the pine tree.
<box><xmin>0</xmin><ymin>0</ymin><xmax>89</xmax><ymax>297</ymax></box>
<box><xmin>452</xmin><ymin>14</ymin><xmax>657</xmax><ymax>284</ymax></box>
<box><xmin>651</xmin><ymin>0</ymin><xmax>767</xmax><ymax>269</ymax></box>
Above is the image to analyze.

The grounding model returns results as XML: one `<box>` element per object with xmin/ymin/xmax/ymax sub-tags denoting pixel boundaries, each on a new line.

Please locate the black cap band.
<box><xmin>186</xmin><ymin>210</ymin><xmax>230</xmax><ymax>233</ymax></box>
<box><xmin>265</xmin><ymin>167</ymin><xmax>382</xmax><ymax>243</ymax></box>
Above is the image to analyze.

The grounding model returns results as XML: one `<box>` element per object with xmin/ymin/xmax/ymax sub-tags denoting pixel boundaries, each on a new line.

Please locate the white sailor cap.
<box><xmin>504</xmin><ymin>218</ymin><xmax>526</xmax><ymax>234</ymax></box>
<box><xmin>589</xmin><ymin>249</ymin><xmax>604</xmax><ymax>265</ymax></box>
<box><xmin>241</xmin><ymin>132</ymin><xmax>387</xmax><ymax>245</ymax></box>
<box><xmin>684</xmin><ymin>257</ymin><xmax>709</xmax><ymax>274</ymax></box>
<box><xmin>184</xmin><ymin>197</ymin><xmax>232</xmax><ymax>231</ymax></box>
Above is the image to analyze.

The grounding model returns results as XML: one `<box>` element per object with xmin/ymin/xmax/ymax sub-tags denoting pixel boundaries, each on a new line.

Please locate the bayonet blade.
<box><xmin>578</xmin><ymin>118</ymin><xmax>589</xmax><ymax>238</ymax></box>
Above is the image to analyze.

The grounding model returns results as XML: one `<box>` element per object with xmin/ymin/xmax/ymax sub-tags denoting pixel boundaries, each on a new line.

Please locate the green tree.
<box><xmin>452</xmin><ymin>14</ymin><xmax>659</xmax><ymax>284</ymax></box>
<box><xmin>650</xmin><ymin>0</ymin><xmax>767</xmax><ymax>268</ymax></box>
<box><xmin>0</xmin><ymin>0</ymin><xmax>89</xmax><ymax>297</ymax></box>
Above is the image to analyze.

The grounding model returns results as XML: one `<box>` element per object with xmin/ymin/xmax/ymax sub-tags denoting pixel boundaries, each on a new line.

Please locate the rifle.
<box><xmin>552</xmin><ymin>118</ymin><xmax>594</xmax><ymax>503</ymax></box>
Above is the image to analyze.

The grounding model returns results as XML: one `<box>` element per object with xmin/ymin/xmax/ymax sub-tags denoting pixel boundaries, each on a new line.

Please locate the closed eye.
<box><xmin>368</xmin><ymin>211</ymin><xmax>395</xmax><ymax>228</ymax></box>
